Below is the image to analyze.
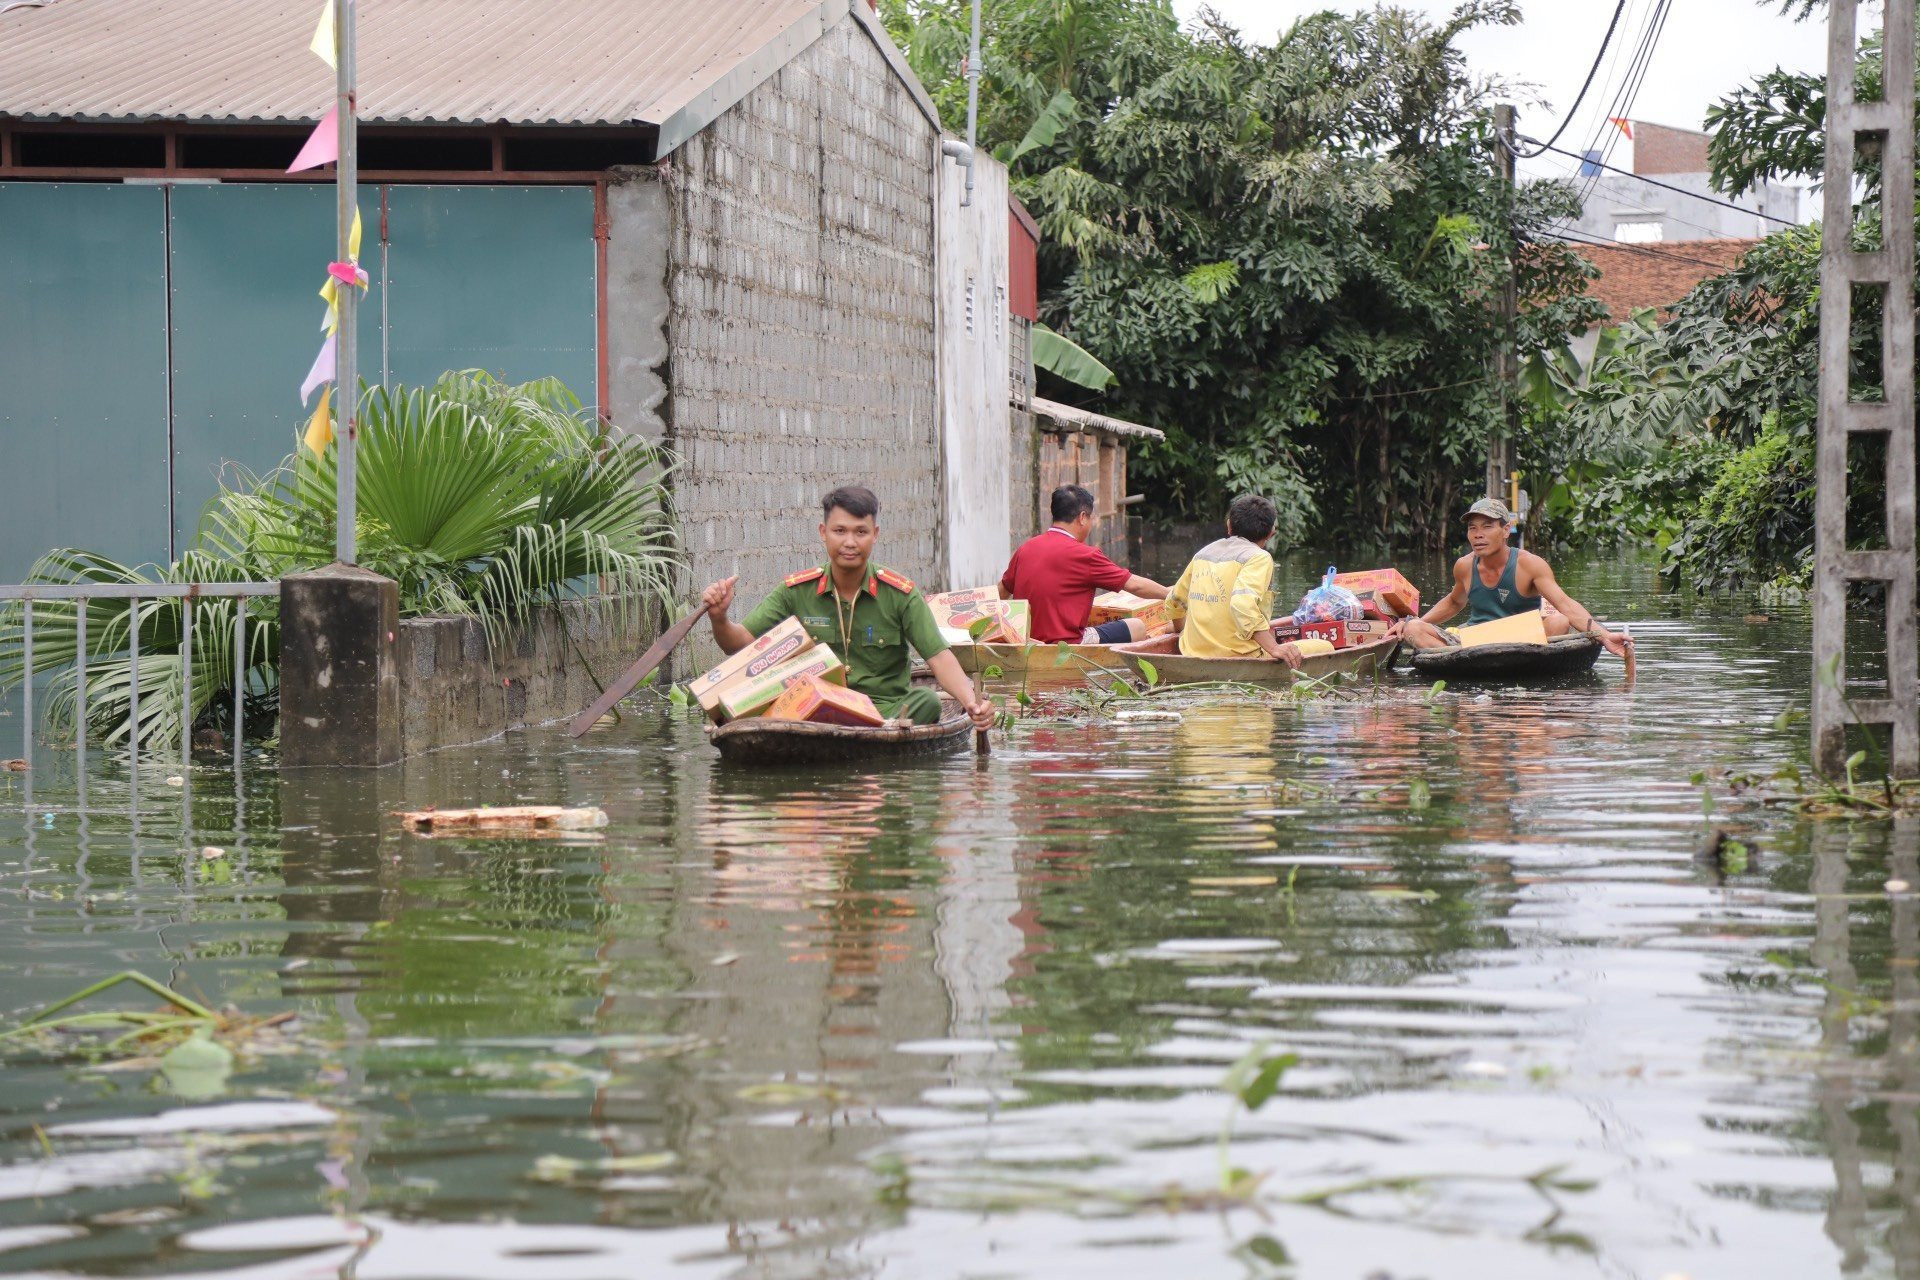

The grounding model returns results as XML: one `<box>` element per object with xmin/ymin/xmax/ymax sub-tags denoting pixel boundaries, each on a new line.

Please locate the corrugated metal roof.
<box><xmin>1032</xmin><ymin>398</ymin><xmax>1165</xmax><ymax>442</ymax></box>
<box><xmin>0</xmin><ymin>0</ymin><xmax>844</xmax><ymax>145</ymax></box>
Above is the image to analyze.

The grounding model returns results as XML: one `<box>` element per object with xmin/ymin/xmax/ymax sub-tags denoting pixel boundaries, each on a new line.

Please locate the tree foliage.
<box><xmin>1538</xmin><ymin>8</ymin><xmax>1907</xmax><ymax>592</ymax></box>
<box><xmin>884</xmin><ymin>0</ymin><xmax>1601</xmax><ymax>547</ymax></box>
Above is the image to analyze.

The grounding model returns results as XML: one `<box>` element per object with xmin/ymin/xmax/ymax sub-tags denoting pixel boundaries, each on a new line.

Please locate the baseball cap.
<box><xmin>1465</xmin><ymin>497</ymin><xmax>1512</xmax><ymax>523</ymax></box>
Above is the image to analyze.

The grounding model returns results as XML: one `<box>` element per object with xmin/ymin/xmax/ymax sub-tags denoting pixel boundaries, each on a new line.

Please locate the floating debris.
<box><xmin>395</xmin><ymin>805</ymin><xmax>609</xmax><ymax>834</ymax></box>
<box><xmin>1</xmin><ymin>758</ymin><xmax>26</xmax><ymax>772</ymax></box>
<box><xmin>199</xmin><ymin>846</ymin><xmax>226</xmax><ymax>861</ymax></box>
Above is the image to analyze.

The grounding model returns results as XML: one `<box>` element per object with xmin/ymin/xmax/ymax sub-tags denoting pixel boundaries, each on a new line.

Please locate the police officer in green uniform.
<box><xmin>700</xmin><ymin>486</ymin><xmax>996</xmax><ymax>729</ymax></box>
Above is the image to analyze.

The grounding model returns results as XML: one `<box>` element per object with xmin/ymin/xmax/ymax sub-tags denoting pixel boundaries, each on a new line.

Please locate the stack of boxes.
<box><xmin>1273</xmin><ymin>568</ymin><xmax>1420</xmax><ymax>648</ymax></box>
<box><xmin>691</xmin><ymin>617</ymin><xmax>865</xmax><ymax>725</ymax></box>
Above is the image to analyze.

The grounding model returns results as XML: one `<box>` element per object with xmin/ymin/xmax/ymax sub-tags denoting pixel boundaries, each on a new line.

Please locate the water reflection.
<box><xmin>8</xmin><ymin>558</ymin><xmax>1920</xmax><ymax>1277</ymax></box>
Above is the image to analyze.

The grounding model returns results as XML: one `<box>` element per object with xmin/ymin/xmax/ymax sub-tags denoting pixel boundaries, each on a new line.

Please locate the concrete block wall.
<box><xmin>1009</xmin><ymin>408</ymin><xmax>1040</xmax><ymax>545</ymax></box>
<box><xmin>395</xmin><ymin>600</ymin><xmax>651</xmax><ymax>757</ymax></box>
<box><xmin>663</xmin><ymin>13</ymin><xmax>941</xmax><ymax>638</ymax></box>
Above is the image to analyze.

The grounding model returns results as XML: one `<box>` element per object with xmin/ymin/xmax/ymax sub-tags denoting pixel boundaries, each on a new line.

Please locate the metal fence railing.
<box><xmin>2</xmin><ymin>582</ymin><xmax>279</xmax><ymax>810</ymax></box>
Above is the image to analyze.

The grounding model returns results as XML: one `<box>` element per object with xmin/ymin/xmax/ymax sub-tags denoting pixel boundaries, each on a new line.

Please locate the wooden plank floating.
<box><xmin>395</xmin><ymin>806</ymin><xmax>609</xmax><ymax>833</ymax></box>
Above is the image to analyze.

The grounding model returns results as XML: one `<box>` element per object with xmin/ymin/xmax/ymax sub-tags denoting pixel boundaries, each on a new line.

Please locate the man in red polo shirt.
<box><xmin>999</xmin><ymin>485</ymin><xmax>1170</xmax><ymax>644</ymax></box>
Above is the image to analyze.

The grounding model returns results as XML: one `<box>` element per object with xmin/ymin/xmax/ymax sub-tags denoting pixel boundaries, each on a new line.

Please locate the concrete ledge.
<box><xmin>397</xmin><ymin>598</ymin><xmax>658</xmax><ymax>757</ymax></box>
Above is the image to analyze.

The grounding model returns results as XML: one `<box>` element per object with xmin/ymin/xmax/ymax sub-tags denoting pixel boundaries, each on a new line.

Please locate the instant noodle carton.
<box><xmin>765</xmin><ymin>675</ymin><xmax>885</xmax><ymax>728</ymax></box>
<box><xmin>1088</xmin><ymin>591</ymin><xmax>1167</xmax><ymax>630</ymax></box>
<box><xmin>691</xmin><ymin>617</ymin><xmax>813</xmax><ymax>720</ymax></box>
<box><xmin>1270</xmin><ymin>618</ymin><xmax>1348</xmax><ymax>648</ymax></box>
<box><xmin>716</xmin><ymin>647</ymin><xmax>847</xmax><ymax>721</ymax></box>
<box><xmin>974</xmin><ymin>599</ymin><xmax>1031</xmax><ymax>645</ymax></box>
<box><xmin>1331</xmin><ymin>568</ymin><xmax>1420</xmax><ymax>619</ymax></box>
<box><xmin>927</xmin><ymin>587</ymin><xmax>1003</xmax><ymax>631</ymax></box>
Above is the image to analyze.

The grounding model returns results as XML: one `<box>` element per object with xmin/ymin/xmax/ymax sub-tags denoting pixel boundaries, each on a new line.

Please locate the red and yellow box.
<box><xmin>1271</xmin><ymin>618</ymin><xmax>1350</xmax><ymax>648</ymax></box>
<box><xmin>1332</xmin><ymin>568</ymin><xmax>1419</xmax><ymax>619</ymax></box>
<box><xmin>766</xmin><ymin>675</ymin><xmax>886</xmax><ymax>727</ymax></box>
<box><xmin>692</xmin><ymin>617</ymin><xmax>814</xmax><ymax>720</ymax></box>
<box><xmin>716</xmin><ymin>648</ymin><xmax>847</xmax><ymax>721</ymax></box>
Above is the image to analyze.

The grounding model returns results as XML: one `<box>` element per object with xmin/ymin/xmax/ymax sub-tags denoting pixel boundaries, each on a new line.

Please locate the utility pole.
<box><xmin>1488</xmin><ymin>102</ymin><xmax>1518</xmax><ymax>502</ymax></box>
<box><xmin>334</xmin><ymin>0</ymin><xmax>359</xmax><ymax>564</ymax></box>
<box><xmin>1811</xmin><ymin>0</ymin><xmax>1917</xmax><ymax>776</ymax></box>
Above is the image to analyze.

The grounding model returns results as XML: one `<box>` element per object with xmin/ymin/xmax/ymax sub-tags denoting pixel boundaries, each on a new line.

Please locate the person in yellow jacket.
<box><xmin>1165</xmin><ymin>495</ymin><xmax>1306</xmax><ymax>667</ymax></box>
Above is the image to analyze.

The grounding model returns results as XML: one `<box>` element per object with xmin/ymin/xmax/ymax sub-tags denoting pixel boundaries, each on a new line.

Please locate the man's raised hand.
<box><xmin>700</xmin><ymin>575</ymin><xmax>738</xmax><ymax>619</ymax></box>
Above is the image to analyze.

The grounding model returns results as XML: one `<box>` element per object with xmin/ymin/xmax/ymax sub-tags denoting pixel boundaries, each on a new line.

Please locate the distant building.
<box><xmin>1570</xmin><ymin>119</ymin><xmax>1801</xmax><ymax>243</ymax></box>
<box><xmin>1562</xmin><ymin>236</ymin><xmax>1760</xmax><ymax>362</ymax></box>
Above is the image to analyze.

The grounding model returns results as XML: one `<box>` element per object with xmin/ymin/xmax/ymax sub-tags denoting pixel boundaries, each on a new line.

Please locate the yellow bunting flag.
<box><xmin>348</xmin><ymin>207</ymin><xmax>363</xmax><ymax>260</ymax></box>
<box><xmin>302</xmin><ymin>384</ymin><xmax>334</xmax><ymax>455</ymax></box>
<box><xmin>319</xmin><ymin>277</ymin><xmax>339</xmax><ymax>332</ymax></box>
<box><xmin>310</xmin><ymin>0</ymin><xmax>337</xmax><ymax>69</ymax></box>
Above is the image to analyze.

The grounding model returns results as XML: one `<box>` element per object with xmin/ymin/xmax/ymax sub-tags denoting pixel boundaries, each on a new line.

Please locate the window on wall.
<box><xmin>1615</xmin><ymin>220</ymin><xmax>1664</xmax><ymax>243</ymax></box>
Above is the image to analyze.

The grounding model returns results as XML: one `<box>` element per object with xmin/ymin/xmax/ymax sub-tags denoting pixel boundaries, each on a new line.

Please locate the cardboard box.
<box><xmin>927</xmin><ymin>587</ymin><xmax>1003</xmax><ymax>630</ymax></box>
<box><xmin>1452</xmin><ymin>611</ymin><xmax>1547</xmax><ymax>648</ymax></box>
<box><xmin>976</xmin><ymin>599</ymin><xmax>1030</xmax><ymax>644</ymax></box>
<box><xmin>1089</xmin><ymin>591</ymin><xmax>1168</xmax><ymax>629</ymax></box>
<box><xmin>766</xmin><ymin>675</ymin><xmax>885</xmax><ymax>728</ymax></box>
<box><xmin>1271</xmin><ymin>618</ymin><xmax>1348</xmax><ymax>647</ymax></box>
<box><xmin>716</xmin><ymin>647</ymin><xmax>847</xmax><ymax>721</ymax></box>
<box><xmin>691</xmin><ymin>617</ymin><xmax>814</xmax><ymax>718</ymax></box>
<box><xmin>1340</xmin><ymin>617</ymin><xmax>1398</xmax><ymax>643</ymax></box>
<box><xmin>1332</xmin><ymin>568</ymin><xmax>1419</xmax><ymax>619</ymax></box>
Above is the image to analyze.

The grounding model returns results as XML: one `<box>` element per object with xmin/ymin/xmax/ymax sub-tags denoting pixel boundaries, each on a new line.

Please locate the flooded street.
<box><xmin>3</xmin><ymin>555</ymin><xmax>1915</xmax><ymax>1279</ymax></box>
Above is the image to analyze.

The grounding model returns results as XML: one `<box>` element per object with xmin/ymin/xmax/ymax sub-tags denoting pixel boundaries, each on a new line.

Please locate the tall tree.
<box><xmin>887</xmin><ymin>0</ymin><xmax>1600</xmax><ymax>548</ymax></box>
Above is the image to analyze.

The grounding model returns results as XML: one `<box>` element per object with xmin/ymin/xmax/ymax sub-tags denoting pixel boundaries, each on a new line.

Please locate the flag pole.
<box><xmin>333</xmin><ymin>0</ymin><xmax>358</xmax><ymax>564</ymax></box>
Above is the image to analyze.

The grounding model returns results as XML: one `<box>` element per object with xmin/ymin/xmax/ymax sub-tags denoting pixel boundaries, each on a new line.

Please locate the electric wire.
<box><xmin>1537</xmin><ymin>225</ymin><xmax>1758</xmax><ymax>274</ymax></box>
<box><xmin>1530</xmin><ymin>148</ymin><xmax>1801</xmax><ymax>238</ymax></box>
<box><xmin>1505</xmin><ymin>0</ymin><xmax>1631</xmax><ymax>158</ymax></box>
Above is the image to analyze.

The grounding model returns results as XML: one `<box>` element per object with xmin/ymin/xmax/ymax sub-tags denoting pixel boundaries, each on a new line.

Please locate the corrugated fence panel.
<box><xmin>384</xmin><ymin>186</ymin><xmax>596</xmax><ymax>407</ymax></box>
<box><xmin>0</xmin><ymin>184</ymin><xmax>171</xmax><ymax>579</ymax></box>
<box><xmin>168</xmin><ymin>183</ymin><xmax>383</xmax><ymax>549</ymax></box>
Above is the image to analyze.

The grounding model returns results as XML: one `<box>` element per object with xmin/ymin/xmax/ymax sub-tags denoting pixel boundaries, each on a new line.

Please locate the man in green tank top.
<box><xmin>1392</xmin><ymin>498</ymin><xmax>1634</xmax><ymax>658</ymax></box>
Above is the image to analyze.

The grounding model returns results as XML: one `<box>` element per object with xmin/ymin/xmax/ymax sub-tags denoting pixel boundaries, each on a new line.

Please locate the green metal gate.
<box><xmin>0</xmin><ymin>184</ymin><xmax>172</xmax><ymax>579</ymax></box>
<box><xmin>0</xmin><ymin>181</ymin><xmax>596</xmax><ymax>579</ymax></box>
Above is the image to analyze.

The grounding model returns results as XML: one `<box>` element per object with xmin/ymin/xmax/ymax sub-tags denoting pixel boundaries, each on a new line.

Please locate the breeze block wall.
<box><xmin>664</xmin><ymin>13</ymin><xmax>942</xmax><ymax>633</ymax></box>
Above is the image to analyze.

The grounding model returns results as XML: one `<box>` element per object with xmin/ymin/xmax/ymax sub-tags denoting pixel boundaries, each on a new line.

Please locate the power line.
<box><xmin>1531</xmin><ymin>151</ymin><xmax>1796</xmax><ymax>242</ymax></box>
<box><xmin>1565</xmin><ymin>0</ymin><xmax>1671</xmax><ymax>217</ymax></box>
<box><xmin>1505</xmin><ymin>1</ymin><xmax>1630</xmax><ymax>159</ymax></box>
<box><xmin>1534</xmin><ymin>141</ymin><xmax>1800</xmax><ymax>226</ymax></box>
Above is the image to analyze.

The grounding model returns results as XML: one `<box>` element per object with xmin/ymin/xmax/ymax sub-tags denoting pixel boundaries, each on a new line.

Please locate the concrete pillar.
<box><xmin>278</xmin><ymin>563</ymin><xmax>402</xmax><ymax>768</ymax></box>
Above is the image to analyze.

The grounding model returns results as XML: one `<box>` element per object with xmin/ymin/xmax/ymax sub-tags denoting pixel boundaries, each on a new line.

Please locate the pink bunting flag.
<box><xmin>288</xmin><ymin>106</ymin><xmax>340</xmax><ymax>173</ymax></box>
<box><xmin>327</xmin><ymin>260</ymin><xmax>370</xmax><ymax>288</ymax></box>
<box><xmin>300</xmin><ymin>336</ymin><xmax>336</xmax><ymax>405</ymax></box>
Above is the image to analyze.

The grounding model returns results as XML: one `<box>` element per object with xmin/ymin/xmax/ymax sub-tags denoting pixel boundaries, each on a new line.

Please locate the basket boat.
<box><xmin>707</xmin><ymin>703</ymin><xmax>973</xmax><ymax>766</ymax></box>
<box><xmin>1114</xmin><ymin>634</ymin><xmax>1398</xmax><ymax>687</ymax></box>
<box><xmin>1406</xmin><ymin>633</ymin><xmax>1603</xmax><ymax>680</ymax></box>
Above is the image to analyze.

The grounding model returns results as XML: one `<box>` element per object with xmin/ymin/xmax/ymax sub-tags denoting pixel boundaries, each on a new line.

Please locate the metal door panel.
<box><xmin>383</xmin><ymin>186</ymin><xmax>595</xmax><ymax>406</ymax></box>
<box><xmin>167</xmin><ymin>183</ymin><xmax>382</xmax><ymax>550</ymax></box>
<box><xmin>0</xmin><ymin>183</ymin><xmax>171</xmax><ymax>578</ymax></box>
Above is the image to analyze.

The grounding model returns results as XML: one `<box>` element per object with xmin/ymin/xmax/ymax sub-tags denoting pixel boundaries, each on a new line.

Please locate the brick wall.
<box><xmin>1632</xmin><ymin>121</ymin><xmax>1710</xmax><ymax>175</ymax></box>
<box><xmin>664</xmin><ymin>13</ymin><xmax>941</xmax><ymax>639</ymax></box>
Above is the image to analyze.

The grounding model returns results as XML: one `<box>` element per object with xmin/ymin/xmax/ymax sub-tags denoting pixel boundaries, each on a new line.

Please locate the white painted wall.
<box><xmin>935</xmin><ymin>150</ymin><xmax>1012</xmax><ymax>591</ymax></box>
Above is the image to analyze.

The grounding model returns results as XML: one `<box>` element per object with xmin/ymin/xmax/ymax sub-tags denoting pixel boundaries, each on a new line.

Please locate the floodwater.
<box><xmin>1</xmin><ymin>553</ymin><xmax>1915</xmax><ymax>1279</ymax></box>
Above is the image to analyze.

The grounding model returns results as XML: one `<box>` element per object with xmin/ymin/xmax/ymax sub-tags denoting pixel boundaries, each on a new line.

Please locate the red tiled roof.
<box><xmin>1568</xmin><ymin>238</ymin><xmax>1761</xmax><ymax>326</ymax></box>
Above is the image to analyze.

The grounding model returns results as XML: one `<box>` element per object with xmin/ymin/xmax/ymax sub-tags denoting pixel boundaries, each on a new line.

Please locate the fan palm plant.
<box><xmin>0</xmin><ymin>372</ymin><xmax>680</xmax><ymax>753</ymax></box>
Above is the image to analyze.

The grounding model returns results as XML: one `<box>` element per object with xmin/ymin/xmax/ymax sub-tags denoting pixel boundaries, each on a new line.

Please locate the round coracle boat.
<box><xmin>1406</xmin><ymin>633</ymin><xmax>1603</xmax><ymax>680</ymax></box>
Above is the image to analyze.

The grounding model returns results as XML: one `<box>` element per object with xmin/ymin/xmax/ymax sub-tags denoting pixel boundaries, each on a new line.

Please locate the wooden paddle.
<box><xmin>973</xmin><ymin>671</ymin><xmax>990</xmax><ymax>756</ymax></box>
<box><xmin>567</xmin><ymin>602</ymin><xmax>710</xmax><ymax>737</ymax></box>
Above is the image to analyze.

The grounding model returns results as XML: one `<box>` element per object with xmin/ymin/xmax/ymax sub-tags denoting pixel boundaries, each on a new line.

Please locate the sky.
<box><xmin>1167</xmin><ymin>0</ymin><xmax>1831</xmax><ymax>186</ymax></box>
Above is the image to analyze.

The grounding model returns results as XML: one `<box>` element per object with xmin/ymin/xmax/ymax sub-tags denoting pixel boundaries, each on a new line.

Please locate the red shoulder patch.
<box><xmin>784</xmin><ymin>567</ymin><xmax>825</xmax><ymax>588</ymax></box>
<box><xmin>876</xmin><ymin>568</ymin><xmax>915</xmax><ymax>593</ymax></box>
